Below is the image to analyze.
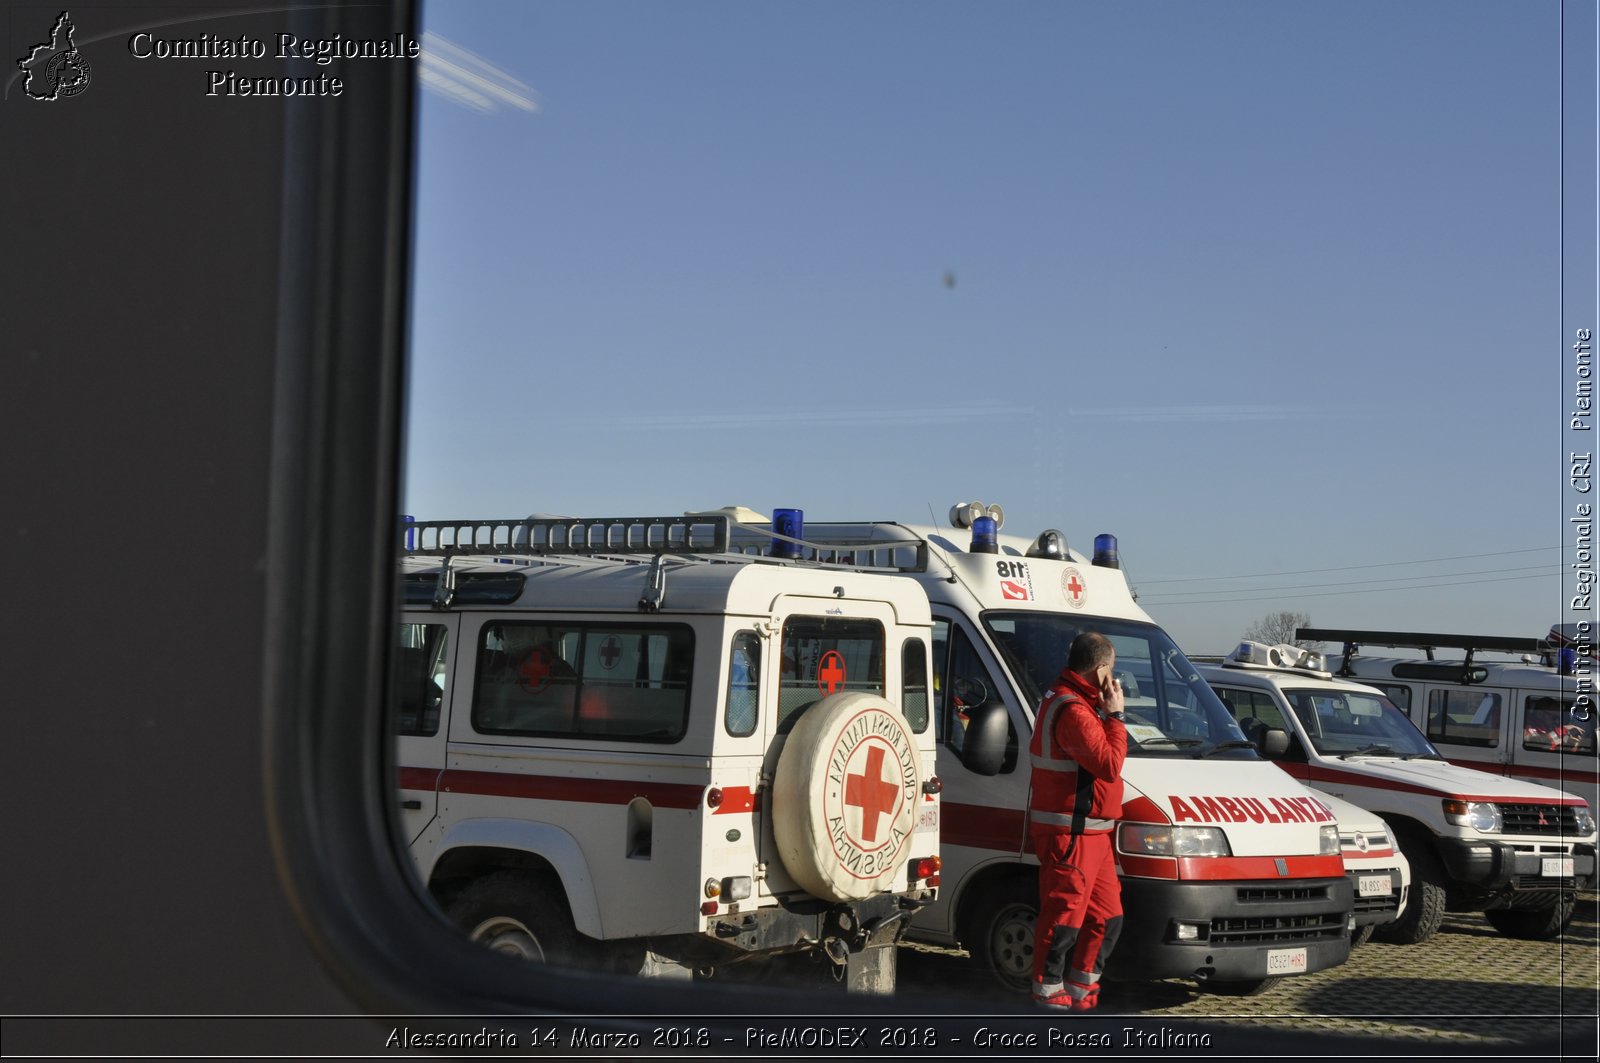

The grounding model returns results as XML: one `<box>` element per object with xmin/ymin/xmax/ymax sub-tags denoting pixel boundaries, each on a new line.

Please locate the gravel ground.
<box><xmin>896</xmin><ymin>892</ymin><xmax>1600</xmax><ymax>1051</ymax></box>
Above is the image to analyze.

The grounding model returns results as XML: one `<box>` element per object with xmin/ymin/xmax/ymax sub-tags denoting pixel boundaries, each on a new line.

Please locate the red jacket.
<box><xmin>1028</xmin><ymin>669</ymin><xmax>1127</xmax><ymax>832</ymax></box>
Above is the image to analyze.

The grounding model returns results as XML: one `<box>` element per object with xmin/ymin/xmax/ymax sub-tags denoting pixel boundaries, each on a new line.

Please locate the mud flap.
<box><xmin>844</xmin><ymin>942</ymin><xmax>896</xmax><ymax>994</ymax></box>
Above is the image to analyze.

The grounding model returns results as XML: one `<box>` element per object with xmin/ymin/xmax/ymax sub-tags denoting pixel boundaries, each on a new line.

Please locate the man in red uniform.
<box><xmin>1028</xmin><ymin>631</ymin><xmax>1127</xmax><ymax>1011</ymax></box>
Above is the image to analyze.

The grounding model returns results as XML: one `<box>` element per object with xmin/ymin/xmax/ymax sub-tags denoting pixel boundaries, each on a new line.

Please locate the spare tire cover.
<box><xmin>771</xmin><ymin>691</ymin><xmax>923</xmax><ymax>902</ymax></box>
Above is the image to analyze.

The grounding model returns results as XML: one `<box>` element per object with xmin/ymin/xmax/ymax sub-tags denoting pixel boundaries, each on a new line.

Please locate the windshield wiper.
<box><xmin>1339</xmin><ymin>743</ymin><xmax>1398</xmax><ymax>759</ymax></box>
<box><xmin>1401</xmin><ymin>751</ymin><xmax>1444</xmax><ymax>760</ymax></box>
<box><xmin>1138</xmin><ymin>736</ymin><xmax>1204</xmax><ymax>748</ymax></box>
<box><xmin>1201</xmin><ymin>739</ymin><xmax>1257</xmax><ymax>757</ymax></box>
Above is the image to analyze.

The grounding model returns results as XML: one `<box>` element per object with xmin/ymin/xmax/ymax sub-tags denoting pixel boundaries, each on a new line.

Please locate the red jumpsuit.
<box><xmin>1028</xmin><ymin>668</ymin><xmax>1127</xmax><ymax>1006</ymax></box>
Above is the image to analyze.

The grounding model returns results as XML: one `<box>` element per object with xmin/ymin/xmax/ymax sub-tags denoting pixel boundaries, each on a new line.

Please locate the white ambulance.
<box><xmin>390</xmin><ymin>512</ymin><xmax>941</xmax><ymax>993</ymax></box>
<box><xmin>723</xmin><ymin>504</ymin><xmax>1356</xmax><ymax>996</ymax></box>
<box><xmin>1197</xmin><ymin>641</ymin><xmax>1597</xmax><ymax>945</ymax></box>
<box><xmin>1317</xmin><ymin>792</ymin><xmax>1411</xmax><ymax>945</ymax></box>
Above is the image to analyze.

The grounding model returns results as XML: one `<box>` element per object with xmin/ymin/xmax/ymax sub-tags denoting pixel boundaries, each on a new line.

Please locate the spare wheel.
<box><xmin>771</xmin><ymin>691</ymin><xmax>923</xmax><ymax>902</ymax></box>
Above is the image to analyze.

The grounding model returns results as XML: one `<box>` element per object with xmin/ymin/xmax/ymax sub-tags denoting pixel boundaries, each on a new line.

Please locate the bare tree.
<box><xmin>1241</xmin><ymin>610</ymin><xmax>1323</xmax><ymax>650</ymax></box>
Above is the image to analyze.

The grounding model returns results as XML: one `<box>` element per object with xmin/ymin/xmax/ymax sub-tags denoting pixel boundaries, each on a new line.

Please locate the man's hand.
<box><xmin>1102</xmin><ymin>674</ymin><xmax>1126</xmax><ymax>719</ymax></box>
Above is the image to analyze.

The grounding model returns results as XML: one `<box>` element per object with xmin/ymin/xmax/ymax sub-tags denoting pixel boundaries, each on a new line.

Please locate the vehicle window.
<box><xmin>776</xmin><ymin>616</ymin><xmax>884</xmax><ymax>731</ymax></box>
<box><xmin>392</xmin><ymin>623</ymin><xmax>449</xmax><ymax>736</ymax></box>
<box><xmin>1523</xmin><ymin>695</ymin><xmax>1596</xmax><ymax>756</ymax></box>
<box><xmin>1427</xmin><ymin>689</ymin><xmax>1501</xmax><ymax>749</ymax></box>
<box><xmin>1213</xmin><ymin>686</ymin><xmax>1288</xmax><ymax>733</ymax></box>
<box><xmin>933</xmin><ymin>622</ymin><xmax>1004</xmax><ymax>757</ymax></box>
<box><xmin>725</xmin><ymin>630</ymin><xmax>761</xmax><ymax>737</ymax></box>
<box><xmin>474</xmin><ymin>621</ymin><xmax>693</xmax><ymax>741</ymax></box>
<box><xmin>987</xmin><ymin>614</ymin><xmax>1249</xmax><ymax>758</ymax></box>
<box><xmin>902</xmin><ymin>638</ymin><xmax>930</xmax><ymax>733</ymax></box>
<box><xmin>1365</xmin><ymin>682</ymin><xmax>1412</xmax><ymax>712</ymax></box>
<box><xmin>1284</xmin><ymin>688</ymin><xmax>1438</xmax><ymax>758</ymax></box>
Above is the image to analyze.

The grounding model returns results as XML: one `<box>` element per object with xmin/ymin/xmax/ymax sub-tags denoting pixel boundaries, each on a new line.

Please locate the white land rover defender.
<box><xmin>1198</xmin><ymin>643</ymin><xmax>1597</xmax><ymax>944</ymax></box>
<box><xmin>389</xmin><ymin>512</ymin><xmax>941</xmax><ymax>993</ymax></box>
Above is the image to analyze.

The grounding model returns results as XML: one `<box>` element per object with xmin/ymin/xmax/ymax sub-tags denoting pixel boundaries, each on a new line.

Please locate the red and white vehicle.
<box><xmin>390</xmin><ymin>511</ymin><xmax>940</xmax><ymax>992</ymax></box>
<box><xmin>725</xmin><ymin>504</ymin><xmax>1356</xmax><ymax>996</ymax></box>
<box><xmin>1318</xmin><ymin>791</ymin><xmax>1411</xmax><ymax>945</ymax></box>
<box><xmin>1198</xmin><ymin>641</ymin><xmax>1597</xmax><ymax>945</ymax></box>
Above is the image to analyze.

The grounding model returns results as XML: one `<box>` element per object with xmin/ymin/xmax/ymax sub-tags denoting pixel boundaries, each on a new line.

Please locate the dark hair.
<box><xmin>1066</xmin><ymin>631</ymin><xmax>1115</xmax><ymax>674</ymax></box>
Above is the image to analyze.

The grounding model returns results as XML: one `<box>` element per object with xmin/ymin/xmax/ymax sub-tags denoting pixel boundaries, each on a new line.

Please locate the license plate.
<box><xmin>1266</xmin><ymin>947</ymin><xmax>1308</xmax><ymax>975</ymax></box>
<box><xmin>1357</xmin><ymin>874</ymin><xmax>1392</xmax><ymax>897</ymax></box>
<box><xmin>1542</xmin><ymin>857</ymin><xmax>1574</xmax><ymax>877</ymax></box>
<box><xmin>916</xmin><ymin>805</ymin><xmax>939</xmax><ymax>833</ymax></box>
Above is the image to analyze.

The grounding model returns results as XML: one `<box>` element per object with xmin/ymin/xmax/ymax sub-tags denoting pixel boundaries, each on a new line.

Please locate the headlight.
<box><xmin>1119</xmin><ymin>823</ymin><xmax>1231</xmax><ymax>857</ymax></box>
<box><xmin>1318</xmin><ymin>825</ymin><xmax>1340</xmax><ymax>855</ymax></box>
<box><xmin>1576</xmin><ymin>804</ymin><xmax>1597</xmax><ymax>837</ymax></box>
<box><xmin>1443</xmin><ymin>799</ymin><xmax>1502</xmax><ymax>833</ymax></box>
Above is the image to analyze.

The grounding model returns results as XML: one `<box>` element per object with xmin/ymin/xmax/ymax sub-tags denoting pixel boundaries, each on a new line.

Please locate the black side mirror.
<box><xmin>961</xmin><ymin>700</ymin><xmax>1010</xmax><ymax>776</ymax></box>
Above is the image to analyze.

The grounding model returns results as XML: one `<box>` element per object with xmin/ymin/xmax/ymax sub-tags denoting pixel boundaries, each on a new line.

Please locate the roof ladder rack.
<box><xmin>402</xmin><ymin>514</ymin><xmax>733</xmax><ymax>557</ymax></box>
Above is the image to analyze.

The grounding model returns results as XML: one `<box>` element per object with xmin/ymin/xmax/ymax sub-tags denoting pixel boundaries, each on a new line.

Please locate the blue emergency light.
<box><xmin>970</xmin><ymin>516</ymin><xmax>999</xmax><ymax>554</ymax></box>
<box><xmin>402</xmin><ymin>514</ymin><xmax>416</xmax><ymax>551</ymax></box>
<box><xmin>770</xmin><ymin>507</ymin><xmax>804</xmax><ymax>559</ymax></box>
<box><xmin>1092</xmin><ymin>533</ymin><xmax>1120</xmax><ymax>569</ymax></box>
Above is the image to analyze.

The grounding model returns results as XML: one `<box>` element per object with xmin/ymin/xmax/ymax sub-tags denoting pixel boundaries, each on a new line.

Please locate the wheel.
<box><xmin>964</xmin><ymin>877</ymin><xmax>1039</xmax><ymax>994</ymax></box>
<box><xmin>771</xmin><ymin>692</ymin><xmax>921</xmax><ymax>902</ymax></box>
<box><xmin>1351</xmin><ymin>923</ymin><xmax>1375</xmax><ymax>947</ymax></box>
<box><xmin>1374</xmin><ymin>837</ymin><xmax>1445</xmax><ymax>945</ymax></box>
<box><xmin>445</xmin><ymin>870</ymin><xmax>578</xmax><ymax>965</ymax></box>
<box><xmin>1196</xmin><ymin>976</ymin><xmax>1282</xmax><ymax>997</ymax></box>
<box><xmin>1484</xmin><ymin>894</ymin><xmax>1576</xmax><ymax>941</ymax></box>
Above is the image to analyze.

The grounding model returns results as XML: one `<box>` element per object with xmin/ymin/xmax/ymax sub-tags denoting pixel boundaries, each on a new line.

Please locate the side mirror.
<box><xmin>1259</xmin><ymin>727</ymin><xmax>1290</xmax><ymax>758</ymax></box>
<box><xmin>961</xmin><ymin>700</ymin><xmax>1010</xmax><ymax>776</ymax></box>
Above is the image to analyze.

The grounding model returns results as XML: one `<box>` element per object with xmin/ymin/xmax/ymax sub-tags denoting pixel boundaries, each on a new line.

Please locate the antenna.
<box><xmin>927</xmin><ymin>502</ymin><xmax>942</xmax><ymax>530</ymax></box>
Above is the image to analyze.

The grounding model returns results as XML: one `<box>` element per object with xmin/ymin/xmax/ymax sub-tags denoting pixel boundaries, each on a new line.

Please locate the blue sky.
<box><xmin>403</xmin><ymin>0</ymin><xmax>1590</xmax><ymax>654</ymax></box>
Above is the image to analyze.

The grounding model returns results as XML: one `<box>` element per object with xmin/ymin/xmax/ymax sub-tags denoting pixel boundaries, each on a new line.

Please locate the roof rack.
<box><xmin>402</xmin><ymin>514</ymin><xmax>732</xmax><ymax>557</ymax></box>
<box><xmin>725</xmin><ymin>519</ymin><xmax>929</xmax><ymax>573</ymax></box>
<box><xmin>1297</xmin><ymin>626</ymin><xmax>1554</xmax><ymax>678</ymax></box>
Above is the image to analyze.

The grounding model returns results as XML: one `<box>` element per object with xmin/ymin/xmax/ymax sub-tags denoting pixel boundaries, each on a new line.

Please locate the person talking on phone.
<box><xmin>1026</xmin><ymin>630</ymin><xmax>1127</xmax><ymax>1012</ymax></box>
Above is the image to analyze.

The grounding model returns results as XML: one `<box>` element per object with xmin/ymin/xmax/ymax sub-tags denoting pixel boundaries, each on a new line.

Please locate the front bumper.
<box><xmin>1113</xmin><ymin>876</ymin><xmax>1352</xmax><ymax>983</ymax></box>
<box><xmin>1346</xmin><ymin>866</ymin><xmax>1406</xmax><ymax>927</ymax></box>
<box><xmin>1437</xmin><ymin>839</ymin><xmax>1597</xmax><ymax>894</ymax></box>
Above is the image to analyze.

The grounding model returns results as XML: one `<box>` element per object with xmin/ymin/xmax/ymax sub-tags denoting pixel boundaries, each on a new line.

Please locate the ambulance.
<box><xmin>1197</xmin><ymin>640</ymin><xmax>1597</xmax><ymax>944</ymax></box>
<box><xmin>722</xmin><ymin>504</ymin><xmax>1356</xmax><ymax>996</ymax></box>
<box><xmin>1317</xmin><ymin>791</ymin><xmax>1411</xmax><ymax>945</ymax></box>
<box><xmin>389</xmin><ymin>511</ymin><xmax>941</xmax><ymax>993</ymax></box>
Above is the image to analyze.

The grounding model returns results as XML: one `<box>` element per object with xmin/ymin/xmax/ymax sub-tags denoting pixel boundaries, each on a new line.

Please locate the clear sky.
<box><xmin>403</xmin><ymin>0</ymin><xmax>1589</xmax><ymax>655</ymax></box>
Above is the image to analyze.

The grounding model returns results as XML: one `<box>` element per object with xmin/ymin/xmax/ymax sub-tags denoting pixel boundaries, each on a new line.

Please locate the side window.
<box><xmin>902</xmin><ymin>638</ymin><xmax>930</xmax><ymax>733</ymax></box>
<box><xmin>724</xmin><ymin>631</ymin><xmax>760</xmax><ymax>737</ymax></box>
<box><xmin>1523</xmin><ymin>696</ymin><xmax>1595</xmax><ymax>756</ymax></box>
<box><xmin>777</xmin><ymin>616</ymin><xmax>884</xmax><ymax>731</ymax></box>
<box><xmin>1427</xmin><ymin>689</ymin><xmax>1500</xmax><ymax>749</ymax></box>
<box><xmin>1369</xmin><ymin>682</ymin><xmax>1412</xmax><ymax>711</ymax></box>
<box><xmin>936</xmin><ymin>624</ymin><xmax>1005</xmax><ymax>759</ymax></box>
<box><xmin>474</xmin><ymin>621</ymin><xmax>693</xmax><ymax>742</ymax></box>
<box><xmin>392</xmin><ymin>622</ymin><xmax>449</xmax><ymax>737</ymax></box>
<box><xmin>1214</xmin><ymin>687</ymin><xmax>1288</xmax><ymax>734</ymax></box>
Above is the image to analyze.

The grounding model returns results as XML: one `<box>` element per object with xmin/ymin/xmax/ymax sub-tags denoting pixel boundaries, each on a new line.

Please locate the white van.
<box><xmin>390</xmin><ymin>512</ymin><xmax>940</xmax><ymax>992</ymax></box>
<box><xmin>724</xmin><ymin>504</ymin><xmax>1356</xmax><ymax>996</ymax></box>
<box><xmin>1198</xmin><ymin>641</ymin><xmax>1597</xmax><ymax>944</ymax></box>
<box><xmin>1318</xmin><ymin>792</ymin><xmax>1411</xmax><ymax>945</ymax></box>
<box><xmin>1299</xmin><ymin>626</ymin><xmax>1598</xmax><ymax>815</ymax></box>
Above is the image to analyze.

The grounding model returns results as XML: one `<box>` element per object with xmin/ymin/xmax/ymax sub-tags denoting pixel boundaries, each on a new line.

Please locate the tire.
<box><xmin>1196</xmin><ymin>976</ymin><xmax>1282</xmax><ymax>997</ymax></box>
<box><xmin>771</xmin><ymin>691</ymin><xmax>921</xmax><ymax>902</ymax></box>
<box><xmin>1484</xmin><ymin>894</ymin><xmax>1576</xmax><ymax>941</ymax></box>
<box><xmin>1351</xmin><ymin>923</ymin><xmax>1376</xmax><ymax>947</ymax></box>
<box><xmin>1374</xmin><ymin>837</ymin><xmax>1446</xmax><ymax>945</ymax></box>
<box><xmin>965</xmin><ymin>877</ymin><xmax>1039</xmax><ymax>994</ymax></box>
<box><xmin>445</xmin><ymin>870</ymin><xmax>579</xmax><ymax>965</ymax></box>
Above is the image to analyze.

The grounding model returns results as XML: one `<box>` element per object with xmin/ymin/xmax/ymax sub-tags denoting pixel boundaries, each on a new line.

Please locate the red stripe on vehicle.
<box><xmin>1116</xmin><ymin>853</ymin><xmax>1178</xmax><ymax>880</ymax></box>
<box><xmin>941</xmin><ymin>802</ymin><xmax>1026</xmax><ymax>852</ymax></box>
<box><xmin>1287</xmin><ymin>764</ymin><xmax>1589</xmax><ymax>806</ymax></box>
<box><xmin>1343</xmin><ymin>846</ymin><xmax>1397</xmax><ymax>859</ymax></box>
<box><xmin>438</xmin><ymin>769</ymin><xmax>706</xmax><ymax>809</ymax></box>
<box><xmin>712</xmin><ymin>785</ymin><xmax>759</xmax><ymax>814</ymax></box>
<box><xmin>397</xmin><ymin>766</ymin><xmax>440</xmax><ymax>791</ymax></box>
<box><xmin>1121</xmin><ymin>796</ymin><xmax>1168</xmax><ymax>823</ymax></box>
<box><xmin>1174</xmin><ymin>854</ymin><xmax>1345</xmax><ymax>881</ymax></box>
<box><xmin>1488</xmin><ymin>763</ymin><xmax>1600</xmax><ymax>788</ymax></box>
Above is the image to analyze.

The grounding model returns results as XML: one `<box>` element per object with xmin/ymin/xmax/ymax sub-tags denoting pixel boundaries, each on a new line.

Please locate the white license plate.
<box><xmin>916</xmin><ymin>805</ymin><xmax>939</xmax><ymax>833</ymax></box>
<box><xmin>1266</xmin><ymin>947</ymin><xmax>1308</xmax><ymax>975</ymax></box>
<box><xmin>1357</xmin><ymin>874</ymin><xmax>1392</xmax><ymax>897</ymax></box>
<box><xmin>1542</xmin><ymin>857</ymin><xmax>1574</xmax><ymax>877</ymax></box>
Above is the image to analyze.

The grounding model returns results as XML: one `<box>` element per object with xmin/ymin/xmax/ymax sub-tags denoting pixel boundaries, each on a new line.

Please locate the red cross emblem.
<box><xmin>844</xmin><ymin>743</ymin><xmax>900</xmax><ymax>844</ymax></box>
<box><xmin>1062</xmin><ymin>566</ymin><xmax>1087</xmax><ymax>608</ymax></box>
<box><xmin>817</xmin><ymin>650</ymin><xmax>847</xmax><ymax>695</ymax></box>
<box><xmin>516</xmin><ymin>648</ymin><xmax>553</xmax><ymax>694</ymax></box>
<box><xmin>599</xmin><ymin>636</ymin><xmax>622</xmax><ymax>670</ymax></box>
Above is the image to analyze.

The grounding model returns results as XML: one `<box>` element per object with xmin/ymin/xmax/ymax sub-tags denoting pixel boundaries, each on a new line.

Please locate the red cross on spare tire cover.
<box><xmin>771</xmin><ymin>691</ymin><xmax>922</xmax><ymax>902</ymax></box>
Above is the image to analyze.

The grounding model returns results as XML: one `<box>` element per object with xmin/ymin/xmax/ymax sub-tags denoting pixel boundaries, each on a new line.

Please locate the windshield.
<box><xmin>1283</xmin><ymin>687</ymin><xmax>1440</xmax><ymax>758</ymax></box>
<box><xmin>985</xmin><ymin>613</ymin><xmax>1252</xmax><ymax>759</ymax></box>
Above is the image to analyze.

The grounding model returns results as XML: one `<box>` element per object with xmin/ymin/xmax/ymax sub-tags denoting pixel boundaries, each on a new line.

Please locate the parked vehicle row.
<box><xmin>386</xmin><ymin>504</ymin><xmax>1594</xmax><ymax>999</ymax></box>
